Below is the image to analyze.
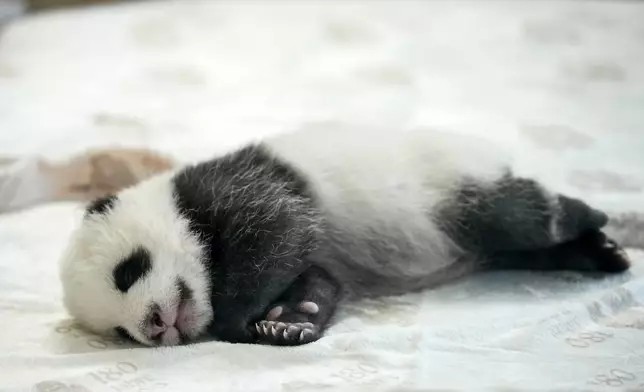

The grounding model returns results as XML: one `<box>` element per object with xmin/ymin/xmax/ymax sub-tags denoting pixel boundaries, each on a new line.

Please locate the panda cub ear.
<box><xmin>85</xmin><ymin>194</ymin><xmax>118</xmax><ymax>217</ymax></box>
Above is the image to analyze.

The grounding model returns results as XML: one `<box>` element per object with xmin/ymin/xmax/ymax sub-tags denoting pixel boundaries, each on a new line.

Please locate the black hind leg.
<box><xmin>489</xmin><ymin>230</ymin><xmax>631</xmax><ymax>273</ymax></box>
<box><xmin>254</xmin><ymin>266</ymin><xmax>340</xmax><ymax>346</ymax></box>
<box><xmin>443</xmin><ymin>172</ymin><xmax>609</xmax><ymax>252</ymax></box>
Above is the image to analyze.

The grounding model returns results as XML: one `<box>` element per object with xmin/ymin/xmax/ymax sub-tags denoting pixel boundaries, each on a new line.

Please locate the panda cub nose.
<box><xmin>147</xmin><ymin>308</ymin><xmax>177</xmax><ymax>341</ymax></box>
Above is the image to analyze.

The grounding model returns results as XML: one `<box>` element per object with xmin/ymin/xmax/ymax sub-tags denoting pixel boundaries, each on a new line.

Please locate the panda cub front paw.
<box><xmin>255</xmin><ymin>320</ymin><xmax>320</xmax><ymax>345</ymax></box>
<box><xmin>254</xmin><ymin>301</ymin><xmax>322</xmax><ymax>346</ymax></box>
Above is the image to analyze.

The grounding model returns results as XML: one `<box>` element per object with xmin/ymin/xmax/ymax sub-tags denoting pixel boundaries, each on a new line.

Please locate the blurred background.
<box><xmin>1</xmin><ymin>0</ymin><xmax>120</xmax><ymax>24</ymax></box>
<box><xmin>0</xmin><ymin>0</ymin><xmax>643</xmax><ymax>211</ymax></box>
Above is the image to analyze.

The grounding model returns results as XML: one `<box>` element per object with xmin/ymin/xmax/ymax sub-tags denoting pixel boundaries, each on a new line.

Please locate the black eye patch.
<box><xmin>113</xmin><ymin>247</ymin><xmax>152</xmax><ymax>293</ymax></box>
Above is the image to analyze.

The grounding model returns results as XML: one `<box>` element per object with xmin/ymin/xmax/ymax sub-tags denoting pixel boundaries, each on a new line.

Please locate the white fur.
<box><xmin>59</xmin><ymin>171</ymin><xmax>213</xmax><ymax>345</ymax></box>
<box><xmin>265</xmin><ymin>125</ymin><xmax>510</xmax><ymax>278</ymax></box>
<box><xmin>59</xmin><ymin>125</ymin><xmax>510</xmax><ymax>343</ymax></box>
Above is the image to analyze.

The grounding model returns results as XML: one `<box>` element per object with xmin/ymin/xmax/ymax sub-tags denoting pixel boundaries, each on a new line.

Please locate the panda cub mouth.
<box><xmin>116</xmin><ymin>278</ymin><xmax>197</xmax><ymax>346</ymax></box>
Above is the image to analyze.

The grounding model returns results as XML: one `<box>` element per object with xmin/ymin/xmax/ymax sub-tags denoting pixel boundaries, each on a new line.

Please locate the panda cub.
<box><xmin>59</xmin><ymin>125</ymin><xmax>630</xmax><ymax>347</ymax></box>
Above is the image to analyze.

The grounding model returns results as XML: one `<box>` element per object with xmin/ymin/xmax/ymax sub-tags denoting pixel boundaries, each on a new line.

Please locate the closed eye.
<box><xmin>113</xmin><ymin>247</ymin><xmax>152</xmax><ymax>293</ymax></box>
<box><xmin>114</xmin><ymin>326</ymin><xmax>137</xmax><ymax>343</ymax></box>
<box><xmin>177</xmin><ymin>278</ymin><xmax>193</xmax><ymax>301</ymax></box>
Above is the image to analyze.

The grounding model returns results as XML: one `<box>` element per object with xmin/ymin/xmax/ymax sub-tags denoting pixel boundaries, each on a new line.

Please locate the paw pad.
<box><xmin>298</xmin><ymin>301</ymin><xmax>319</xmax><ymax>314</ymax></box>
<box><xmin>602</xmin><ymin>240</ymin><xmax>616</xmax><ymax>250</ymax></box>
<box><xmin>266</xmin><ymin>306</ymin><xmax>283</xmax><ymax>321</ymax></box>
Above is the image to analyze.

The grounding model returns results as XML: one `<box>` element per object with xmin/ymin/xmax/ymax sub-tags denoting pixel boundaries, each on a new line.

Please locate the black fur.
<box><xmin>177</xmin><ymin>278</ymin><xmax>192</xmax><ymax>302</ymax></box>
<box><xmin>85</xmin><ymin>194</ymin><xmax>118</xmax><ymax>216</ymax></box>
<box><xmin>170</xmin><ymin>146</ymin><xmax>628</xmax><ymax>346</ymax></box>
<box><xmin>172</xmin><ymin>144</ymin><xmax>322</xmax><ymax>343</ymax></box>
<box><xmin>113</xmin><ymin>247</ymin><xmax>152</xmax><ymax>293</ymax></box>
<box><xmin>490</xmin><ymin>230</ymin><xmax>630</xmax><ymax>273</ymax></box>
<box><xmin>114</xmin><ymin>326</ymin><xmax>136</xmax><ymax>342</ymax></box>
<box><xmin>440</xmin><ymin>172</ymin><xmax>608</xmax><ymax>253</ymax></box>
<box><xmin>255</xmin><ymin>265</ymin><xmax>341</xmax><ymax>346</ymax></box>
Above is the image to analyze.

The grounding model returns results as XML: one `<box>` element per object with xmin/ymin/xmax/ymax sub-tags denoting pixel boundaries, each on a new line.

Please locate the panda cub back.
<box><xmin>263</xmin><ymin>125</ymin><xmax>511</xmax><ymax>297</ymax></box>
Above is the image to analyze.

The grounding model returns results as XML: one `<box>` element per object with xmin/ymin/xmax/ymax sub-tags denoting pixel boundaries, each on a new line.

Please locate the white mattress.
<box><xmin>1</xmin><ymin>1</ymin><xmax>644</xmax><ymax>391</ymax></box>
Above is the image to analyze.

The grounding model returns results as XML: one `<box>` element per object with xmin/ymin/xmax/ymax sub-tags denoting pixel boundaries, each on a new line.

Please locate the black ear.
<box><xmin>85</xmin><ymin>194</ymin><xmax>118</xmax><ymax>217</ymax></box>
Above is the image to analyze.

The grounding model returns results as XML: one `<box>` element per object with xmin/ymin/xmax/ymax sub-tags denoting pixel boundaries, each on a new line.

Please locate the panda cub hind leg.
<box><xmin>491</xmin><ymin>229</ymin><xmax>631</xmax><ymax>273</ymax></box>
<box><xmin>255</xmin><ymin>266</ymin><xmax>341</xmax><ymax>346</ymax></box>
<box><xmin>445</xmin><ymin>171</ymin><xmax>630</xmax><ymax>273</ymax></box>
<box><xmin>446</xmin><ymin>171</ymin><xmax>609</xmax><ymax>252</ymax></box>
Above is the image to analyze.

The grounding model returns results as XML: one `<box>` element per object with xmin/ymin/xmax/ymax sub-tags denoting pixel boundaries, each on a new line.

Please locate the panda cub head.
<box><xmin>59</xmin><ymin>172</ymin><xmax>213</xmax><ymax>346</ymax></box>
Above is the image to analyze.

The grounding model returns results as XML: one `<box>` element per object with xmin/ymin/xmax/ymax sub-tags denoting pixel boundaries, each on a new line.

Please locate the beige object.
<box><xmin>47</xmin><ymin>148</ymin><xmax>175</xmax><ymax>200</ymax></box>
<box><xmin>0</xmin><ymin>148</ymin><xmax>175</xmax><ymax>213</ymax></box>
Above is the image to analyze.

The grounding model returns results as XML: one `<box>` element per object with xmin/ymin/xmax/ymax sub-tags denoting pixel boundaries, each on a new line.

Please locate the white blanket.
<box><xmin>1</xmin><ymin>1</ymin><xmax>644</xmax><ymax>391</ymax></box>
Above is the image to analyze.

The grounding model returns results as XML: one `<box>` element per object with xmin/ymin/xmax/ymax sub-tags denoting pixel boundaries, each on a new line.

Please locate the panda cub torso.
<box><xmin>261</xmin><ymin>125</ymin><xmax>510</xmax><ymax>298</ymax></box>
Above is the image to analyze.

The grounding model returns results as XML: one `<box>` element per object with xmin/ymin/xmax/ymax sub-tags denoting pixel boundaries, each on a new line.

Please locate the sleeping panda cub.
<box><xmin>59</xmin><ymin>125</ymin><xmax>630</xmax><ymax>347</ymax></box>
